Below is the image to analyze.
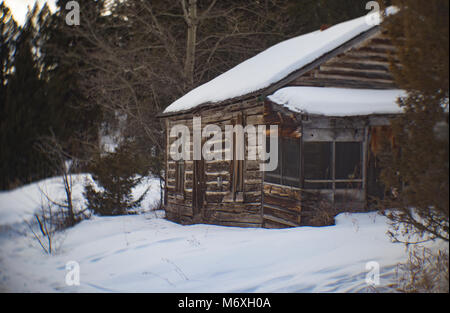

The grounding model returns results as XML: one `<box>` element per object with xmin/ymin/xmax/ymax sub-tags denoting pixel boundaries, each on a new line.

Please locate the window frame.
<box><xmin>264</xmin><ymin>138</ymin><xmax>364</xmax><ymax>191</ymax></box>
<box><xmin>230</xmin><ymin>114</ymin><xmax>245</xmax><ymax>200</ymax></box>
<box><xmin>175</xmin><ymin>160</ymin><xmax>185</xmax><ymax>194</ymax></box>
<box><xmin>303</xmin><ymin>141</ymin><xmax>363</xmax><ymax>191</ymax></box>
<box><xmin>264</xmin><ymin>136</ymin><xmax>302</xmax><ymax>188</ymax></box>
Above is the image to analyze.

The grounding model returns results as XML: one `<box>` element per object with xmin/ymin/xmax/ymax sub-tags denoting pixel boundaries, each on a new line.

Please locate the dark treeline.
<box><xmin>0</xmin><ymin>2</ymin><xmax>99</xmax><ymax>189</ymax></box>
<box><xmin>0</xmin><ymin>0</ymin><xmax>369</xmax><ymax>190</ymax></box>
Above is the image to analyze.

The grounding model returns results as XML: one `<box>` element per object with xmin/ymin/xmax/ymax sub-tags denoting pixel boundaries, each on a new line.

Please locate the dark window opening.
<box><xmin>231</xmin><ymin>157</ymin><xmax>244</xmax><ymax>193</ymax></box>
<box><xmin>264</xmin><ymin>136</ymin><xmax>363</xmax><ymax>190</ymax></box>
<box><xmin>303</xmin><ymin>141</ymin><xmax>363</xmax><ymax>190</ymax></box>
<box><xmin>304</xmin><ymin>142</ymin><xmax>332</xmax><ymax>180</ymax></box>
<box><xmin>175</xmin><ymin>161</ymin><xmax>185</xmax><ymax>193</ymax></box>
<box><xmin>264</xmin><ymin>135</ymin><xmax>281</xmax><ymax>185</ymax></box>
<box><xmin>282</xmin><ymin>138</ymin><xmax>301</xmax><ymax>186</ymax></box>
<box><xmin>231</xmin><ymin>115</ymin><xmax>244</xmax><ymax>196</ymax></box>
<box><xmin>264</xmin><ymin>137</ymin><xmax>300</xmax><ymax>188</ymax></box>
<box><xmin>335</xmin><ymin>142</ymin><xmax>362</xmax><ymax>180</ymax></box>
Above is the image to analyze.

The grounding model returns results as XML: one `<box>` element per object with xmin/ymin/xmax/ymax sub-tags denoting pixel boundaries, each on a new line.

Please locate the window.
<box><xmin>231</xmin><ymin>148</ymin><xmax>244</xmax><ymax>194</ymax></box>
<box><xmin>304</xmin><ymin>142</ymin><xmax>332</xmax><ymax>189</ymax></box>
<box><xmin>175</xmin><ymin>161</ymin><xmax>185</xmax><ymax>193</ymax></box>
<box><xmin>304</xmin><ymin>142</ymin><xmax>362</xmax><ymax>190</ymax></box>
<box><xmin>265</xmin><ymin>137</ymin><xmax>301</xmax><ymax>187</ymax></box>
<box><xmin>335</xmin><ymin>142</ymin><xmax>362</xmax><ymax>189</ymax></box>
<box><xmin>230</xmin><ymin>114</ymin><xmax>244</xmax><ymax>199</ymax></box>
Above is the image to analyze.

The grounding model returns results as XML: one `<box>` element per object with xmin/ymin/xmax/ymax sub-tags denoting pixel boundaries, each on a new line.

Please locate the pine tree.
<box><xmin>0</xmin><ymin>2</ymin><xmax>103</xmax><ymax>189</ymax></box>
<box><xmin>379</xmin><ymin>0</ymin><xmax>449</xmax><ymax>242</ymax></box>
<box><xmin>84</xmin><ymin>141</ymin><xmax>150</xmax><ymax>216</ymax></box>
<box><xmin>0</xmin><ymin>3</ymin><xmax>17</xmax><ymax>113</ymax></box>
<box><xmin>39</xmin><ymin>1</ymin><xmax>102</xmax><ymax>165</ymax></box>
<box><xmin>0</xmin><ymin>8</ymin><xmax>53</xmax><ymax>188</ymax></box>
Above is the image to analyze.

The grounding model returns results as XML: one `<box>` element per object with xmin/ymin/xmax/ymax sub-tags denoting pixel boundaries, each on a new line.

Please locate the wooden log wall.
<box><xmin>262</xmin><ymin>183</ymin><xmax>303</xmax><ymax>228</ymax></box>
<box><xmin>262</xmin><ymin>103</ymin><xmax>303</xmax><ymax>228</ymax></box>
<box><xmin>164</xmin><ymin>105</ymin><xmax>397</xmax><ymax>229</ymax></box>
<box><xmin>261</xmin><ymin>103</ymin><xmax>395</xmax><ymax>228</ymax></box>
<box><xmin>289</xmin><ymin>30</ymin><xmax>398</xmax><ymax>90</ymax></box>
<box><xmin>163</xmin><ymin>28</ymin><xmax>400</xmax><ymax>229</ymax></box>
<box><xmin>164</xmin><ymin>98</ymin><xmax>265</xmax><ymax>228</ymax></box>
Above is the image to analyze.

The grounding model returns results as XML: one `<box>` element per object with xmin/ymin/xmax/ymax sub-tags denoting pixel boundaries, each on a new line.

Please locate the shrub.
<box><xmin>395</xmin><ymin>246</ymin><xmax>449</xmax><ymax>293</ymax></box>
<box><xmin>84</xmin><ymin>141</ymin><xmax>149</xmax><ymax>216</ymax></box>
<box><xmin>378</xmin><ymin>0</ymin><xmax>449</xmax><ymax>243</ymax></box>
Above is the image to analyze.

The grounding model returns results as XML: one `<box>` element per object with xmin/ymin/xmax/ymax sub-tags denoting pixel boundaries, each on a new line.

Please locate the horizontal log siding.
<box><xmin>164</xmin><ymin>99</ymin><xmax>264</xmax><ymax>227</ymax></box>
<box><xmin>262</xmin><ymin>183</ymin><xmax>302</xmax><ymax>228</ymax></box>
<box><xmin>289</xmin><ymin>31</ymin><xmax>398</xmax><ymax>90</ymax></box>
<box><xmin>163</xmin><ymin>29</ymin><xmax>399</xmax><ymax>229</ymax></box>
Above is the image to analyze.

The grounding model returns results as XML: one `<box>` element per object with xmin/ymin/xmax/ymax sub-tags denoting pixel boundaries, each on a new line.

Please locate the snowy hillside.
<box><xmin>0</xmin><ymin>175</ymin><xmax>161</xmax><ymax>227</ymax></box>
<box><xmin>0</xmin><ymin>178</ymin><xmax>444</xmax><ymax>293</ymax></box>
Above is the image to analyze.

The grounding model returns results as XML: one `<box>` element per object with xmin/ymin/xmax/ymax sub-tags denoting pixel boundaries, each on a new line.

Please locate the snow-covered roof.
<box><xmin>268</xmin><ymin>87</ymin><xmax>406</xmax><ymax>117</ymax></box>
<box><xmin>163</xmin><ymin>8</ymin><xmax>396</xmax><ymax>114</ymax></box>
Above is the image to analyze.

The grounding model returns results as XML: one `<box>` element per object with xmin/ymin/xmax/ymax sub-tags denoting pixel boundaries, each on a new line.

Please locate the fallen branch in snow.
<box><xmin>162</xmin><ymin>258</ymin><xmax>190</xmax><ymax>281</ymax></box>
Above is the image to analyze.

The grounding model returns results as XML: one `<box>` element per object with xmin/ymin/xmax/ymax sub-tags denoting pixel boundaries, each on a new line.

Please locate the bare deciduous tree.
<box><xmin>36</xmin><ymin>133</ymin><xmax>90</xmax><ymax>227</ymax></box>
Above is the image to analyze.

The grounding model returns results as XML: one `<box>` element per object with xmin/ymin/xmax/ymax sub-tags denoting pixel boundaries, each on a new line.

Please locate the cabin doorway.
<box><xmin>193</xmin><ymin>159</ymin><xmax>206</xmax><ymax>222</ymax></box>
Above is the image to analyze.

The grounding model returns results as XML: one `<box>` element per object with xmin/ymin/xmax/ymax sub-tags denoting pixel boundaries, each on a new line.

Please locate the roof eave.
<box><xmin>158</xmin><ymin>25</ymin><xmax>381</xmax><ymax>119</ymax></box>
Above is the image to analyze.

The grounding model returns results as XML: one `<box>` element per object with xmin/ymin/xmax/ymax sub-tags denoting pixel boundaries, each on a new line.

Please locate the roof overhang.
<box><xmin>158</xmin><ymin>27</ymin><xmax>386</xmax><ymax>118</ymax></box>
<box><xmin>267</xmin><ymin>87</ymin><xmax>407</xmax><ymax>117</ymax></box>
<box><xmin>158</xmin><ymin>27</ymin><xmax>382</xmax><ymax>119</ymax></box>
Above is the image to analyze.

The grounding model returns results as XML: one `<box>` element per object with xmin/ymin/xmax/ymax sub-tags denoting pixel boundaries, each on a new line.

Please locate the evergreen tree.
<box><xmin>0</xmin><ymin>3</ymin><xmax>18</xmax><ymax>189</ymax></box>
<box><xmin>0</xmin><ymin>3</ymin><xmax>17</xmax><ymax>112</ymax></box>
<box><xmin>0</xmin><ymin>2</ymin><xmax>102</xmax><ymax>189</ymax></box>
<box><xmin>0</xmin><ymin>7</ymin><xmax>53</xmax><ymax>188</ymax></box>
<box><xmin>38</xmin><ymin>1</ymin><xmax>102</xmax><ymax>165</ymax></box>
<box><xmin>379</xmin><ymin>0</ymin><xmax>449</xmax><ymax>242</ymax></box>
<box><xmin>84</xmin><ymin>141</ymin><xmax>150</xmax><ymax>216</ymax></box>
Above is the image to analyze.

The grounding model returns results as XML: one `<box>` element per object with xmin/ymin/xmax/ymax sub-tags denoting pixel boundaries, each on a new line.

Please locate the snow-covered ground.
<box><xmin>0</xmin><ymin>174</ymin><xmax>161</xmax><ymax>226</ymax></box>
<box><xmin>0</xmin><ymin>177</ymin><xmax>444</xmax><ymax>293</ymax></box>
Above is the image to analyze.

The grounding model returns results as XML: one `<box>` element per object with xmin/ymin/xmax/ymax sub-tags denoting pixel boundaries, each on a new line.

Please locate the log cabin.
<box><xmin>158</xmin><ymin>9</ymin><xmax>405</xmax><ymax>228</ymax></box>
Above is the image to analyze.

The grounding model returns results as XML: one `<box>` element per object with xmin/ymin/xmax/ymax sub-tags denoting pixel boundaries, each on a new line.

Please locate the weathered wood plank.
<box><xmin>263</xmin><ymin>214</ymin><xmax>299</xmax><ymax>228</ymax></box>
<box><xmin>263</xmin><ymin>195</ymin><xmax>300</xmax><ymax>212</ymax></box>
<box><xmin>212</xmin><ymin>220</ymin><xmax>262</xmax><ymax>228</ymax></box>
<box><xmin>263</xmin><ymin>205</ymin><xmax>300</xmax><ymax>224</ymax></box>
<box><xmin>211</xmin><ymin>211</ymin><xmax>262</xmax><ymax>224</ymax></box>
<box><xmin>263</xmin><ymin>183</ymin><xmax>302</xmax><ymax>199</ymax></box>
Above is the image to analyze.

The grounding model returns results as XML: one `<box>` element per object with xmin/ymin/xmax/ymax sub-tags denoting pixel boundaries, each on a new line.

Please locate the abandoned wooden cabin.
<box><xmin>159</xmin><ymin>11</ymin><xmax>405</xmax><ymax>228</ymax></box>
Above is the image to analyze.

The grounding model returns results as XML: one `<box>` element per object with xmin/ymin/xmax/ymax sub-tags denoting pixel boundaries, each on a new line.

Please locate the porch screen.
<box><xmin>303</xmin><ymin>141</ymin><xmax>362</xmax><ymax>190</ymax></box>
<box><xmin>303</xmin><ymin>142</ymin><xmax>332</xmax><ymax>189</ymax></box>
<box><xmin>264</xmin><ymin>137</ymin><xmax>300</xmax><ymax>187</ymax></box>
<box><xmin>335</xmin><ymin>142</ymin><xmax>362</xmax><ymax>189</ymax></box>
